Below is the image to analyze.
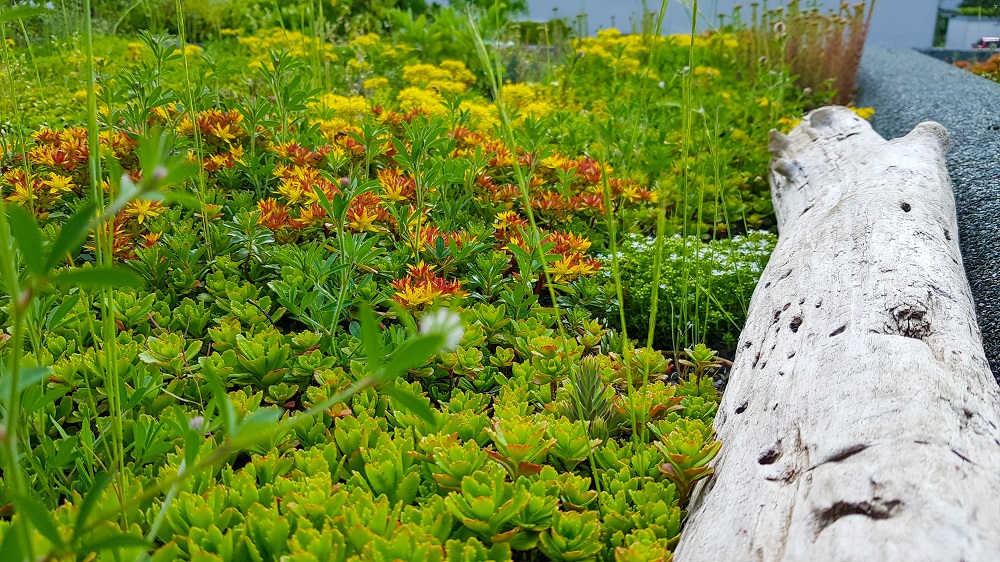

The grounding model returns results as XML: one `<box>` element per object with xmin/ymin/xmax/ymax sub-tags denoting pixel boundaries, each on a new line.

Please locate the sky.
<box><xmin>519</xmin><ymin>0</ymin><xmax>955</xmax><ymax>48</ymax></box>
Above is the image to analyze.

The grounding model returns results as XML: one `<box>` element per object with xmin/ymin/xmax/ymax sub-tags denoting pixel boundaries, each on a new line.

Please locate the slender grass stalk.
<box><xmin>175</xmin><ymin>0</ymin><xmax>214</xmax><ymax>261</ymax></box>
<box><xmin>0</xmin><ymin>15</ymin><xmax>36</xmax><ymax>217</ymax></box>
<box><xmin>671</xmin><ymin>0</ymin><xmax>700</xmax><ymax>354</ymax></box>
<box><xmin>466</xmin><ymin>11</ymin><xmax>604</xmax><ymax>496</ymax></box>
<box><xmin>0</xmin><ymin>206</ymin><xmax>36</xmax><ymax>560</ymax></box>
<box><xmin>83</xmin><ymin>0</ymin><xmax>129</xmax><ymax>526</ymax></box>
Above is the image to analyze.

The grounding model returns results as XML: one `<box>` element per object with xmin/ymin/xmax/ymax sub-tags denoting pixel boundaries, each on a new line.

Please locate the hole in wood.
<box><xmin>815</xmin><ymin>498</ymin><xmax>902</xmax><ymax>535</ymax></box>
<box><xmin>735</xmin><ymin>402</ymin><xmax>748</xmax><ymax>415</ymax></box>
<box><xmin>758</xmin><ymin>446</ymin><xmax>781</xmax><ymax>465</ymax></box>
<box><xmin>830</xmin><ymin>325</ymin><xmax>847</xmax><ymax>336</ymax></box>
<box><xmin>900</xmin><ymin>202</ymin><xmax>911</xmax><ymax>212</ymax></box>
<box><xmin>789</xmin><ymin>316</ymin><xmax>803</xmax><ymax>333</ymax></box>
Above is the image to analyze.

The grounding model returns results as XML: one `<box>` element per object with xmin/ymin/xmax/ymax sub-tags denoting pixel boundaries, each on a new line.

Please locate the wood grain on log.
<box><xmin>675</xmin><ymin>106</ymin><xmax>1000</xmax><ymax>562</ymax></box>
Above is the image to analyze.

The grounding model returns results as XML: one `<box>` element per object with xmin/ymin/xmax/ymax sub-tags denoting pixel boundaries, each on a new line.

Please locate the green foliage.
<box><xmin>613</xmin><ymin>231</ymin><xmax>776</xmax><ymax>351</ymax></box>
<box><xmin>0</xmin><ymin>3</ymin><xmax>815</xmax><ymax>558</ymax></box>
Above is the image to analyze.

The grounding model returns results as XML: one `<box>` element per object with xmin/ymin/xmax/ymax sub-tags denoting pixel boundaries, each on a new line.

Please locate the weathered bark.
<box><xmin>675</xmin><ymin>106</ymin><xmax>1000</xmax><ymax>562</ymax></box>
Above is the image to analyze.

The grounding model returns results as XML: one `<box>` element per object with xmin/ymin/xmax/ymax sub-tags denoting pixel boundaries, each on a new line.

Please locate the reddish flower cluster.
<box><xmin>270</xmin><ymin>141</ymin><xmax>331</xmax><ymax>167</ymax></box>
<box><xmin>346</xmin><ymin>191</ymin><xmax>393</xmax><ymax>232</ymax></box>
<box><xmin>391</xmin><ymin>261</ymin><xmax>464</xmax><ymax>308</ymax></box>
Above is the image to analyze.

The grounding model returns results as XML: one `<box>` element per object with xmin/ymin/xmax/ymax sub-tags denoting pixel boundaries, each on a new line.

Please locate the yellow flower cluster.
<box><xmin>239</xmin><ymin>28</ymin><xmax>337</xmax><ymax>69</ymax></box>
<box><xmin>311</xmin><ymin>94</ymin><xmax>369</xmax><ymax>120</ymax></box>
<box><xmin>348</xmin><ymin>33</ymin><xmax>382</xmax><ymax>49</ymax></box>
<box><xmin>398</xmin><ymin>87</ymin><xmax>447</xmax><ymax>115</ymax></box>
<box><xmin>401</xmin><ymin>60</ymin><xmax>475</xmax><ymax>93</ymax></box>
<box><xmin>575</xmin><ymin>28</ymin><xmax>657</xmax><ymax>61</ymax></box>
<box><xmin>363</xmin><ymin>77</ymin><xmax>390</xmax><ymax>90</ymax></box>
<box><xmin>849</xmin><ymin>106</ymin><xmax>875</xmax><ymax>120</ymax></box>
<box><xmin>501</xmin><ymin>83</ymin><xmax>553</xmax><ymax>118</ymax></box>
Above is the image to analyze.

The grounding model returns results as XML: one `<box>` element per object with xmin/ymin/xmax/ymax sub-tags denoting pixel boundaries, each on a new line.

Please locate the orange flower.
<box><xmin>377</xmin><ymin>168</ymin><xmax>416</xmax><ymax>203</ymax></box>
<box><xmin>346</xmin><ymin>191</ymin><xmax>391</xmax><ymax>232</ymax></box>
<box><xmin>257</xmin><ymin>198</ymin><xmax>290</xmax><ymax>231</ymax></box>
<box><xmin>391</xmin><ymin>261</ymin><xmax>464</xmax><ymax>308</ymax></box>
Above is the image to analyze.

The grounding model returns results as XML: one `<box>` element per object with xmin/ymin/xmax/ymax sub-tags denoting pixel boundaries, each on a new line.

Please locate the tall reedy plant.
<box><xmin>82</xmin><ymin>0</ymin><xmax>130</xmax><ymax>527</ymax></box>
<box><xmin>174</xmin><ymin>0</ymin><xmax>215</xmax><ymax>261</ymax></box>
<box><xmin>466</xmin><ymin>10</ymin><xmax>603</xmax><ymax>495</ymax></box>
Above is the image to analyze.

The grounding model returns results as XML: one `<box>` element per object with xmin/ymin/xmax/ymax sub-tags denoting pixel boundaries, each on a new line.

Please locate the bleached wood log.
<box><xmin>674</xmin><ymin>106</ymin><xmax>1000</xmax><ymax>562</ymax></box>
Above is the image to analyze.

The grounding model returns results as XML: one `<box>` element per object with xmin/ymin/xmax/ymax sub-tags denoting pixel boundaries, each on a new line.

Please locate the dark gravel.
<box><xmin>856</xmin><ymin>46</ymin><xmax>1000</xmax><ymax>380</ymax></box>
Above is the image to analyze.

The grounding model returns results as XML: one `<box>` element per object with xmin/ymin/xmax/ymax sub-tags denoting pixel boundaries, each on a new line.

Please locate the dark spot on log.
<box><xmin>783</xmin><ymin>302</ymin><xmax>791</xmax><ymax>310</ymax></box>
<box><xmin>752</xmin><ymin>352</ymin><xmax>761</xmax><ymax>368</ymax></box>
<box><xmin>915</xmin><ymin>440</ymin><xmax>929</xmax><ymax>445</ymax></box>
<box><xmin>952</xmin><ymin>449</ymin><xmax>972</xmax><ymax>463</ymax></box>
<box><xmin>736</xmin><ymin>402</ymin><xmax>748</xmax><ymax>414</ymax></box>
<box><xmin>779</xmin><ymin>270</ymin><xmax>793</xmax><ymax>282</ymax></box>
<box><xmin>787</xmin><ymin>351</ymin><xmax>796</xmax><ymax>358</ymax></box>
<box><xmin>773</xmin><ymin>403</ymin><xmax>779</xmax><ymax>411</ymax></box>
<box><xmin>815</xmin><ymin>298</ymin><xmax>823</xmax><ymax>308</ymax></box>
<box><xmin>887</xmin><ymin>304</ymin><xmax>932</xmax><ymax>340</ymax></box>
<box><xmin>944</xmin><ymin>228</ymin><xmax>951</xmax><ymax>241</ymax></box>
<box><xmin>815</xmin><ymin>498</ymin><xmax>902</xmax><ymax>534</ymax></box>
<box><xmin>964</xmin><ymin>409</ymin><xmax>974</xmax><ymax>420</ymax></box>
<box><xmin>824</xmin><ymin>443</ymin><xmax>868</xmax><ymax>463</ymax></box>
<box><xmin>777</xmin><ymin>371</ymin><xmax>785</xmax><ymax>376</ymax></box>
<box><xmin>799</xmin><ymin>297</ymin><xmax>806</xmax><ymax>305</ymax></box>
<box><xmin>744</xmin><ymin>341</ymin><xmax>753</xmax><ymax>349</ymax></box>
<box><xmin>830</xmin><ymin>325</ymin><xmax>846</xmax><ymax>336</ymax></box>
<box><xmin>900</xmin><ymin>202</ymin><xmax>911</xmax><ymax>212</ymax></box>
<box><xmin>758</xmin><ymin>445</ymin><xmax>781</xmax><ymax>465</ymax></box>
<box><xmin>760</xmin><ymin>361</ymin><xmax>767</xmax><ymax>369</ymax></box>
<box><xmin>800</xmin><ymin>204</ymin><xmax>814</xmax><ymax>216</ymax></box>
<box><xmin>789</xmin><ymin>316</ymin><xmax>803</xmax><ymax>333</ymax></box>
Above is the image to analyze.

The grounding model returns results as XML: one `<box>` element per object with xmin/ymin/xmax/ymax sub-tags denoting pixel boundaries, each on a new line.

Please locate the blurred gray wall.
<box><xmin>521</xmin><ymin>0</ymin><xmax>940</xmax><ymax>48</ymax></box>
<box><xmin>945</xmin><ymin>16</ymin><xmax>1000</xmax><ymax>49</ymax></box>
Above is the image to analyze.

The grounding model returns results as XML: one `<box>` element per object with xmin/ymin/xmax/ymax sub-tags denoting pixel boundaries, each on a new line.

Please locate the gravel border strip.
<box><xmin>856</xmin><ymin>46</ymin><xmax>1000</xmax><ymax>380</ymax></box>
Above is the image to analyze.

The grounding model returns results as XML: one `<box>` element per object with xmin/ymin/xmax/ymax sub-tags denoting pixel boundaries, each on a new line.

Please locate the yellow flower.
<box><xmin>397</xmin><ymin>87</ymin><xmax>446</xmax><ymax>115</ymax></box>
<box><xmin>127</xmin><ymin>42</ymin><xmax>144</xmax><ymax>61</ymax></box>
<box><xmin>349</xmin><ymin>33</ymin><xmax>382</xmax><ymax>48</ymax></box>
<box><xmin>41</xmin><ymin>173</ymin><xmax>75</xmax><ymax>196</ymax></box>
<box><xmin>182</xmin><ymin>44</ymin><xmax>202</xmax><ymax>57</ymax></box>
<box><xmin>124</xmin><ymin>199</ymin><xmax>163</xmax><ymax>225</ymax></box>
<box><xmin>849</xmin><ymin>106</ymin><xmax>875</xmax><ymax>120</ymax></box>
<box><xmin>311</xmin><ymin>94</ymin><xmax>369</xmax><ymax>120</ymax></box>
<box><xmin>363</xmin><ymin>77</ymin><xmax>389</xmax><ymax>90</ymax></box>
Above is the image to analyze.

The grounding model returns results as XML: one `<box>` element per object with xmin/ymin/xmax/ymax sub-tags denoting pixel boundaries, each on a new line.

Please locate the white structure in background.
<box><xmin>945</xmin><ymin>16</ymin><xmax>1000</xmax><ymax>49</ymax></box>
<box><xmin>522</xmin><ymin>0</ymin><xmax>939</xmax><ymax>48</ymax></box>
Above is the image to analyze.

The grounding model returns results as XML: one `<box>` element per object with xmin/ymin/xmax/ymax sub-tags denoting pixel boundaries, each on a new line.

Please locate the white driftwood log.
<box><xmin>674</xmin><ymin>106</ymin><xmax>1000</xmax><ymax>562</ymax></box>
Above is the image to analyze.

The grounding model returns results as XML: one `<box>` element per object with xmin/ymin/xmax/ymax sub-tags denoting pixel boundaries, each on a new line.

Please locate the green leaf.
<box><xmin>381</xmin><ymin>334</ymin><xmax>443</xmax><ymax>382</ymax></box>
<box><xmin>13</xmin><ymin>494</ymin><xmax>65</xmax><ymax>549</ymax></box>
<box><xmin>45</xmin><ymin>293</ymin><xmax>82</xmax><ymax>332</ymax></box>
<box><xmin>49</xmin><ymin>267</ymin><xmax>144</xmax><ymax>289</ymax></box>
<box><xmin>161</xmin><ymin>190</ymin><xmax>203</xmax><ymax>211</ymax></box>
<box><xmin>0</xmin><ymin>366</ymin><xmax>50</xmax><ymax>398</ymax></box>
<box><xmin>381</xmin><ymin>385</ymin><xmax>436</xmax><ymax>426</ymax></box>
<box><xmin>45</xmin><ymin>203</ymin><xmax>97</xmax><ymax>271</ymax></box>
<box><xmin>82</xmin><ymin>534</ymin><xmax>150</xmax><ymax>555</ymax></box>
<box><xmin>359</xmin><ymin>305</ymin><xmax>381</xmax><ymax>366</ymax></box>
<box><xmin>73</xmin><ymin>473</ymin><xmax>111</xmax><ymax>541</ymax></box>
<box><xmin>0</xmin><ymin>6</ymin><xmax>50</xmax><ymax>23</ymax></box>
<box><xmin>0</xmin><ymin>518</ymin><xmax>24</xmax><ymax>560</ymax></box>
<box><xmin>7</xmin><ymin>206</ymin><xmax>47</xmax><ymax>277</ymax></box>
<box><xmin>201</xmin><ymin>358</ymin><xmax>237</xmax><ymax>437</ymax></box>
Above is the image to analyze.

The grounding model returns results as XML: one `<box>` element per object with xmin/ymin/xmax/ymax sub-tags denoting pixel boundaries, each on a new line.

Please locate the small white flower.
<box><xmin>658</xmin><ymin>81</ymin><xmax>666</xmax><ymax>88</ymax></box>
<box><xmin>420</xmin><ymin>308</ymin><xmax>464</xmax><ymax>352</ymax></box>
